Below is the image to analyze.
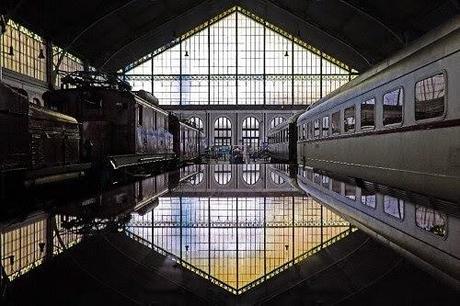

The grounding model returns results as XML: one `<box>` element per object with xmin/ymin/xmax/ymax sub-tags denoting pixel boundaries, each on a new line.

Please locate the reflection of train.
<box><xmin>296</xmin><ymin>166</ymin><xmax>460</xmax><ymax>289</ymax></box>
<box><xmin>267</xmin><ymin>113</ymin><xmax>301</xmax><ymax>163</ymax></box>
<box><xmin>0</xmin><ymin>72</ymin><xmax>203</xmax><ymax>191</ymax></box>
<box><xmin>296</xmin><ymin>19</ymin><xmax>460</xmax><ymax>203</ymax></box>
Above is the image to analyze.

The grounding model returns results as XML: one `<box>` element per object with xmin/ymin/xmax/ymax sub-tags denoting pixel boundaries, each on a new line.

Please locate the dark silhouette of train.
<box><xmin>0</xmin><ymin>71</ymin><xmax>203</xmax><ymax>191</ymax></box>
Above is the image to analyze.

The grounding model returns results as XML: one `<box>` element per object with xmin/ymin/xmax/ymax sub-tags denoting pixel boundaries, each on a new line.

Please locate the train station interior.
<box><xmin>1</xmin><ymin>1</ymin><xmax>459</xmax><ymax>305</ymax></box>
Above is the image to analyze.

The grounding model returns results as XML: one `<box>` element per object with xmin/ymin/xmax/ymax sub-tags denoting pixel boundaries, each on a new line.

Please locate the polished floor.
<box><xmin>1</xmin><ymin>164</ymin><xmax>459</xmax><ymax>305</ymax></box>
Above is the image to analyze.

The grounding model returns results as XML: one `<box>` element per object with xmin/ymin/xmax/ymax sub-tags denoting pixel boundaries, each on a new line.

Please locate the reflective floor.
<box><xmin>1</xmin><ymin>164</ymin><xmax>459</xmax><ymax>305</ymax></box>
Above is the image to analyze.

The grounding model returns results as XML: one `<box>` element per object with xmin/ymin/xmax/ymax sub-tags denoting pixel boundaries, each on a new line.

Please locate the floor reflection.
<box><xmin>126</xmin><ymin>195</ymin><xmax>351</xmax><ymax>294</ymax></box>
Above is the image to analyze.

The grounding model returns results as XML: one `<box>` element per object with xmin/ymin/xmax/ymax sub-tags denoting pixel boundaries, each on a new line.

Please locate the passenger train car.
<box><xmin>297</xmin><ymin>17</ymin><xmax>460</xmax><ymax>203</ymax></box>
<box><xmin>169</xmin><ymin>115</ymin><xmax>203</xmax><ymax>164</ymax></box>
<box><xmin>267</xmin><ymin>112</ymin><xmax>301</xmax><ymax>163</ymax></box>
<box><xmin>297</xmin><ymin>166</ymin><xmax>460</xmax><ymax>289</ymax></box>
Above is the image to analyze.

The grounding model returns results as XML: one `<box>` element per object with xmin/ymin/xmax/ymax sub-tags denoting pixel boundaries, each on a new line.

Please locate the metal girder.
<box><xmin>253</xmin><ymin>0</ymin><xmax>373</xmax><ymax>66</ymax></box>
<box><xmin>99</xmin><ymin>0</ymin><xmax>225</xmax><ymax>70</ymax></box>
<box><xmin>338</xmin><ymin>0</ymin><xmax>405</xmax><ymax>45</ymax></box>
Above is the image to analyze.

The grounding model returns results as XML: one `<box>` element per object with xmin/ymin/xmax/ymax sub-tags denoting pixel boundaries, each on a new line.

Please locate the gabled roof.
<box><xmin>1</xmin><ymin>0</ymin><xmax>458</xmax><ymax>72</ymax></box>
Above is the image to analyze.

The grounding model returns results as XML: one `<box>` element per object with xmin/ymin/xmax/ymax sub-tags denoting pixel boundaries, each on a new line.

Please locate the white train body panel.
<box><xmin>297</xmin><ymin>18</ymin><xmax>460</xmax><ymax>203</ymax></box>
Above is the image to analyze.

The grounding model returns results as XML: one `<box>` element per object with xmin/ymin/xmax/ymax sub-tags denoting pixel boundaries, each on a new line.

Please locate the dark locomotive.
<box><xmin>1</xmin><ymin>71</ymin><xmax>204</xmax><ymax>193</ymax></box>
<box><xmin>0</xmin><ymin>81</ymin><xmax>90</xmax><ymax>189</ymax></box>
<box><xmin>43</xmin><ymin>72</ymin><xmax>175</xmax><ymax>171</ymax></box>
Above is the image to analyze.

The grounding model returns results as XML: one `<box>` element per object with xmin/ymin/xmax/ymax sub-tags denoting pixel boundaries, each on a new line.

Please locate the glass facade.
<box><xmin>1</xmin><ymin>20</ymin><xmax>46</xmax><ymax>81</ymax></box>
<box><xmin>125</xmin><ymin>6</ymin><xmax>356</xmax><ymax>106</ymax></box>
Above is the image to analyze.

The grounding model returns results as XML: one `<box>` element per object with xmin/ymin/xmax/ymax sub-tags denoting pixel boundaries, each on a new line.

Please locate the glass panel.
<box><xmin>214</xmin><ymin>117</ymin><xmax>232</xmax><ymax>146</ymax></box>
<box><xmin>322</xmin><ymin>116</ymin><xmax>329</xmax><ymax>137</ymax></box>
<box><xmin>270</xmin><ymin>117</ymin><xmax>285</xmax><ymax>129</ymax></box>
<box><xmin>384</xmin><ymin>196</ymin><xmax>404</xmax><ymax>219</ymax></box>
<box><xmin>415</xmin><ymin>205</ymin><xmax>447</xmax><ymax>237</ymax></box>
<box><xmin>383</xmin><ymin>88</ymin><xmax>403</xmax><ymax>125</ymax></box>
<box><xmin>415</xmin><ymin>74</ymin><xmax>445</xmax><ymax>120</ymax></box>
<box><xmin>361</xmin><ymin>98</ymin><xmax>375</xmax><ymax>129</ymax></box>
<box><xmin>332</xmin><ymin>111</ymin><xmax>341</xmax><ymax>135</ymax></box>
<box><xmin>344</xmin><ymin>106</ymin><xmax>356</xmax><ymax>133</ymax></box>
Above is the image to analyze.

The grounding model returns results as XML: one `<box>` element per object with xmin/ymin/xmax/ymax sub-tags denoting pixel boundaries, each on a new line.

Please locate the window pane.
<box><xmin>383</xmin><ymin>89</ymin><xmax>403</xmax><ymax>125</ymax></box>
<box><xmin>415</xmin><ymin>74</ymin><xmax>445</xmax><ymax>120</ymax></box>
<box><xmin>361</xmin><ymin>98</ymin><xmax>375</xmax><ymax>129</ymax></box>
<box><xmin>344</xmin><ymin>106</ymin><xmax>356</xmax><ymax>132</ymax></box>
<box><xmin>322</xmin><ymin>116</ymin><xmax>329</xmax><ymax>137</ymax></box>
<box><xmin>314</xmin><ymin>119</ymin><xmax>320</xmax><ymax>138</ymax></box>
<box><xmin>332</xmin><ymin>111</ymin><xmax>341</xmax><ymax>135</ymax></box>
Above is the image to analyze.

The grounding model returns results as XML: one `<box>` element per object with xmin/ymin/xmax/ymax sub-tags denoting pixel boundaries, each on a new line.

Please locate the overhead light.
<box><xmin>184</xmin><ymin>50</ymin><xmax>189</xmax><ymax>57</ymax></box>
<box><xmin>8</xmin><ymin>45</ymin><xmax>14</xmax><ymax>56</ymax></box>
<box><xmin>284</xmin><ymin>51</ymin><xmax>289</xmax><ymax>57</ymax></box>
<box><xmin>38</xmin><ymin>48</ymin><xmax>45</xmax><ymax>59</ymax></box>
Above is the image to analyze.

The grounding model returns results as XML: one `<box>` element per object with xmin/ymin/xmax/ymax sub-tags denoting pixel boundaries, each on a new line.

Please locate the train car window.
<box><xmin>415</xmin><ymin>205</ymin><xmax>447</xmax><ymax>237</ymax></box>
<box><xmin>322</xmin><ymin>116</ymin><xmax>329</xmax><ymax>137</ymax></box>
<box><xmin>307</xmin><ymin>122</ymin><xmax>312</xmax><ymax>139</ymax></box>
<box><xmin>344</xmin><ymin>106</ymin><xmax>356</xmax><ymax>132</ymax></box>
<box><xmin>314</xmin><ymin>119</ymin><xmax>320</xmax><ymax>138</ymax></box>
<box><xmin>332</xmin><ymin>111</ymin><xmax>341</xmax><ymax>135</ymax></box>
<box><xmin>361</xmin><ymin>98</ymin><xmax>375</xmax><ymax>129</ymax></box>
<box><xmin>360</xmin><ymin>190</ymin><xmax>376</xmax><ymax>208</ymax></box>
<box><xmin>383</xmin><ymin>196</ymin><xmax>404</xmax><ymax>220</ymax></box>
<box><xmin>415</xmin><ymin>74</ymin><xmax>446</xmax><ymax>121</ymax></box>
<box><xmin>383</xmin><ymin>88</ymin><xmax>403</xmax><ymax>125</ymax></box>
<box><xmin>345</xmin><ymin>184</ymin><xmax>356</xmax><ymax>200</ymax></box>
<box><xmin>138</xmin><ymin>105</ymin><xmax>143</xmax><ymax>126</ymax></box>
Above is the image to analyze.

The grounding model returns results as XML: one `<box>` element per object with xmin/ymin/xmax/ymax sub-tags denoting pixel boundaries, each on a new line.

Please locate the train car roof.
<box><xmin>299</xmin><ymin>15</ymin><xmax>460</xmax><ymax>123</ymax></box>
<box><xmin>268</xmin><ymin>111</ymin><xmax>303</xmax><ymax>134</ymax></box>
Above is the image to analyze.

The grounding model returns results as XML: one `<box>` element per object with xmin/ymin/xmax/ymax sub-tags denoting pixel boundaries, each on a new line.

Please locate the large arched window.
<box><xmin>214</xmin><ymin>164</ymin><xmax>232</xmax><ymax>185</ymax></box>
<box><xmin>188</xmin><ymin>116</ymin><xmax>204</xmax><ymax>131</ymax></box>
<box><xmin>270</xmin><ymin>117</ymin><xmax>285</xmax><ymax>129</ymax></box>
<box><xmin>242</xmin><ymin>117</ymin><xmax>260</xmax><ymax>149</ymax></box>
<box><xmin>214</xmin><ymin>117</ymin><xmax>232</xmax><ymax>146</ymax></box>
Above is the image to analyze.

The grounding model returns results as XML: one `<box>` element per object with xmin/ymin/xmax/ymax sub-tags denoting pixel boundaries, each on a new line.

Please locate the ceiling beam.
<box><xmin>242</xmin><ymin>0</ymin><xmax>373</xmax><ymax>68</ymax></box>
<box><xmin>338</xmin><ymin>0</ymin><xmax>405</xmax><ymax>45</ymax></box>
<box><xmin>99</xmin><ymin>0</ymin><xmax>232</xmax><ymax>70</ymax></box>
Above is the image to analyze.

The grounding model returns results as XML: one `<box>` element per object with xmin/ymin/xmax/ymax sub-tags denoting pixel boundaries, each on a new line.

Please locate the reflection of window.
<box><xmin>188</xmin><ymin>117</ymin><xmax>204</xmax><ymax>131</ymax></box>
<box><xmin>321</xmin><ymin>176</ymin><xmax>330</xmax><ymax>188</ymax></box>
<box><xmin>189</xmin><ymin>172</ymin><xmax>204</xmax><ymax>185</ymax></box>
<box><xmin>332</xmin><ymin>179</ymin><xmax>342</xmax><ymax>194</ymax></box>
<box><xmin>332</xmin><ymin>111</ymin><xmax>341</xmax><ymax>135</ymax></box>
<box><xmin>415</xmin><ymin>205</ymin><xmax>447</xmax><ymax>237</ymax></box>
<box><xmin>214</xmin><ymin>117</ymin><xmax>232</xmax><ymax>146</ymax></box>
<box><xmin>360</xmin><ymin>190</ymin><xmax>376</xmax><ymax>208</ymax></box>
<box><xmin>243</xmin><ymin>164</ymin><xmax>260</xmax><ymax>185</ymax></box>
<box><xmin>384</xmin><ymin>196</ymin><xmax>404</xmax><ymax>219</ymax></box>
<box><xmin>242</xmin><ymin>117</ymin><xmax>260</xmax><ymax>148</ymax></box>
<box><xmin>344</xmin><ymin>106</ymin><xmax>355</xmax><ymax>132</ymax></box>
<box><xmin>383</xmin><ymin>88</ymin><xmax>403</xmax><ymax>125</ymax></box>
<box><xmin>270</xmin><ymin>172</ymin><xmax>285</xmax><ymax>185</ymax></box>
<box><xmin>214</xmin><ymin>164</ymin><xmax>232</xmax><ymax>185</ymax></box>
<box><xmin>270</xmin><ymin>117</ymin><xmax>285</xmax><ymax>128</ymax></box>
<box><xmin>361</xmin><ymin>98</ymin><xmax>375</xmax><ymax>129</ymax></box>
<box><xmin>415</xmin><ymin>74</ymin><xmax>445</xmax><ymax>120</ymax></box>
<box><xmin>345</xmin><ymin>184</ymin><xmax>356</xmax><ymax>200</ymax></box>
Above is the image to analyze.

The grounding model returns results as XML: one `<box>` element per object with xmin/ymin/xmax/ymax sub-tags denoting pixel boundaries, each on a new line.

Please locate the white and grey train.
<box><xmin>268</xmin><ymin>17</ymin><xmax>460</xmax><ymax>203</ymax></box>
<box><xmin>296</xmin><ymin>167</ymin><xmax>460</xmax><ymax>289</ymax></box>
